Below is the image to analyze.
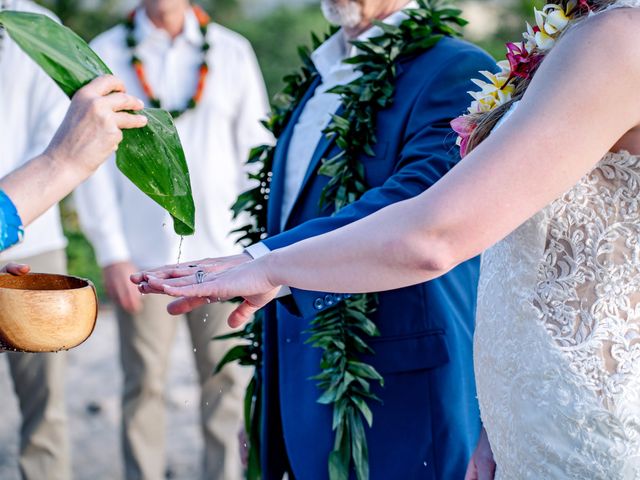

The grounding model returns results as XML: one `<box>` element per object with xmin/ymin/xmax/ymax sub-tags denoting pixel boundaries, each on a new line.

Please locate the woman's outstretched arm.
<box><xmin>146</xmin><ymin>9</ymin><xmax>640</xmax><ymax>324</ymax></box>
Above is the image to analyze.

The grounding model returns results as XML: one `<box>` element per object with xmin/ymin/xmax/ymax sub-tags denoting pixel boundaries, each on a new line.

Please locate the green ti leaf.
<box><xmin>329</xmin><ymin>422</ymin><xmax>351</xmax><ymax>480</ymax></box>
<box><xmin>0</xmin><ymin>10</ymin><xmax>195</xmax><ymax>235</ymax></box>
<box><xmin>349</xmin><ymin>410</ymin><xmax>370</xmax><ymax>480</ymax></box>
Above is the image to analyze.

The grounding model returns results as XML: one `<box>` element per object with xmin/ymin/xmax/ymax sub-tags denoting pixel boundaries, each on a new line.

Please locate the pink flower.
<box><xmin>451</xmin><ymin>115</ymin><xmax>477</xmax><ymax>158</ymax></box>
<box><xmin>577</xmin><ymin>0</ymin><xmax>592</xmax><ymax>12</ymax></box>
<box><xmin>506</xmin><ymin>42</ymin><xmax>542</xmax><ymax>80</ymax></box>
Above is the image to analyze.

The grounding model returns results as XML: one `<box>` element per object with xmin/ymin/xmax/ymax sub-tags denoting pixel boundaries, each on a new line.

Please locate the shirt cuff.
<box><xmin>0</xmin><ymin>191</ymin><xmax>24</xmax><ymax>252</ymax></box>
<box><xmin>244</xmin><ymin>242</ymin><xmax>291</xmax><ymax>297</ymax></box>
<box><xmin>245</xmin><ymin>242</ymin><xmax>271</xmax><ymax>260</ymax></box>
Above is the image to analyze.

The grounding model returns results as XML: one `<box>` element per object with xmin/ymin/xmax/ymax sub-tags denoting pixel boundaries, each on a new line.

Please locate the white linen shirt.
<box><xmin>246</xmin><ymin>1</ymin><xmax>417</xmax><ymax>261</ymax></box>
<box><xmin>75</xmin><ymin>8</ymin><xmax>271</xmax><ymax>269</ymax></box>
<box><xmin>0</xmin><ymin>0</ymin><xmax>69</xmax><ymax>261</ymax></box>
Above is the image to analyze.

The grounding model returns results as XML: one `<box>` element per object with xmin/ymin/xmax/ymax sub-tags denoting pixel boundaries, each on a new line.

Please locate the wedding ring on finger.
<box><xmin>195</xmin><ymin>270</ymin><xmax>207</xmax><ymax>284</ymax></box>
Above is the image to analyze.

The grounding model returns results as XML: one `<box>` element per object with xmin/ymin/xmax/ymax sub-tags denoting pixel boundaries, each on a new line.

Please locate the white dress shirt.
<box><xmin>0</xmin><ymin>0</ymin><xmax>69</xmax><ymax>261</ymax></box>
<box><xmin>75</xmin><ymin>8</ymin><xmax>271</xmax><ymax>269</ymax></box>
<box><xmin>246</xmin><ymin>1</ymin><xmax>417</xmax><ymax>261</ymax></box>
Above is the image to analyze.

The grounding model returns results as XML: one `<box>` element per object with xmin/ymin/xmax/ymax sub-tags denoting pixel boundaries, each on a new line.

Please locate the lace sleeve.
<box><xmin>0</xmin><ymin>190</ymin><xmax>24</xmax><ymax>251</ymax></box>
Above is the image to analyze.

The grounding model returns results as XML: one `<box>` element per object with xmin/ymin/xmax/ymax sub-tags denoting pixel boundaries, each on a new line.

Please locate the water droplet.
<box><xmin>176</xmin><ymin>235</ymin><xmax>185</xmax><ymax>265</ymax></box>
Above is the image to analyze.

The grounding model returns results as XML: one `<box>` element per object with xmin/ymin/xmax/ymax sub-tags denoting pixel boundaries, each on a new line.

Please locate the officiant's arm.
<box><xmin>0</xmin><ymin>75</ymin><xmax>147</xmax><ymax>228</ymax></box>
<box><xmin>254</xmin><ymin>46</ymin><xmax>496</xmax><ymax>318</ymax></box>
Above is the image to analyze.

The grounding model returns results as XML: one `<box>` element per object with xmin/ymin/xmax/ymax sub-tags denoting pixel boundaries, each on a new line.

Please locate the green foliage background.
<box><xmin>31</xmin><ymin>0</ymin><xmax>538</xmax><ymax>300</ymax></box>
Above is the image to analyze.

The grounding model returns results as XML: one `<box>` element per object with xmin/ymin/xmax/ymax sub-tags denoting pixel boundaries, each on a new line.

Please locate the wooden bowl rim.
<box><xmin>0</xmin><ymin>273</ymin><xmax>94</xmax><ymax>291</ymax></box>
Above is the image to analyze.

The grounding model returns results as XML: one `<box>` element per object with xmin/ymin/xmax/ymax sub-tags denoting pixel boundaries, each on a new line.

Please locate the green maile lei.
<box><xmin>216</xmin><ymin>2</ymin><xmax>467</xmax><ymax>479</ymax></box>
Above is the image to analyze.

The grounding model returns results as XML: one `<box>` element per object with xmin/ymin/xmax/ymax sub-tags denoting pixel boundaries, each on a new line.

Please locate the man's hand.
<box><xmin>132</xmin><ymin>253</ymin><xmax>252</xmax><ymax>294</ymax></box>
<box><xmin>0</xmin><ymin>263</ymin><xmax>30</xmax><ymax>275</ymax></box>
<box><xmin>44</xmin><ymin>75</ymin><xmax>147</xmax><ymax>177</ymax></box>
<box><xmin>104</xmin><ymin>261</ymin><xmax>143</xmax><ymax>314</ymax></box>
<box><xmin>465</xmin><ymin>428</ymin><xmax>496</xmax><ymax>480</ymax></box>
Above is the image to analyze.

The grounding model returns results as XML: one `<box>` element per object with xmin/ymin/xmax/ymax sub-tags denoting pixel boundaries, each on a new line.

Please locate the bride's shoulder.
<box><xmin>543</xmin><ymin>7</ymin><xmax>640</xmax><ymax>79</ymax></box>
<box><xmin>565</xmin><ymin>6</ymin><xmax>640</xmax><ymax>51</ymax></box>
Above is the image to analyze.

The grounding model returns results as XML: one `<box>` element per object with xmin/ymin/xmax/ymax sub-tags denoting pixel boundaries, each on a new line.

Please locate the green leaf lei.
<box><xmin>217</xmin><ymin>2</ymin><xmax>467</xmax><ymax>479</ymax></box>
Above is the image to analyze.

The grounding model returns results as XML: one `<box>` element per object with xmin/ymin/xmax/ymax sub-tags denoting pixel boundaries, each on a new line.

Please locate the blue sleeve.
<box><xmin>0</xmin><ymin>190</ymin><xmax>24</xmax><ymax>252</ymax></box>
<box><xmin>263</xmin><ymin>47</ymin><xmax>496</xmax><ymax>318</ymax></box>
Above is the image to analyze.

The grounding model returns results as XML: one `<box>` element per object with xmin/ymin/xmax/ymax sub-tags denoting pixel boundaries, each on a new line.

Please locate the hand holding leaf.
<box><xmin>0</xmin><ymin>10</ymin><xmax>195</xmax><ymax>235</ymax></box>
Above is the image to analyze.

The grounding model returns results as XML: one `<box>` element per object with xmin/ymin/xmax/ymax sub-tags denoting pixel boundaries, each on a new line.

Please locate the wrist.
<box><xmin>262</xmin><ymin>249</ymin><xmax>285</xmax><ymax>289</ymax></box>
<box><xmin>44</xmin><ymin>144</ymin><xmax>95</xmax><ymax>182</ymax></box>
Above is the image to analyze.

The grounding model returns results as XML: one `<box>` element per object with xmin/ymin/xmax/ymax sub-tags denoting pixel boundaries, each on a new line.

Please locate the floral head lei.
<box><xmin>452</xmin><ymin>0</ymin><xmax>592</xmax><ymax>156</ymax></box>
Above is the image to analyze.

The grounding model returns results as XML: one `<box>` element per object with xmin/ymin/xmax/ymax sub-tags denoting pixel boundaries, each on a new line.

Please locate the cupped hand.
<box><xmin>132</xmin><ymin>253</ymin><xmax>252</xmax><ymax>294</ymax></box>
<box><xmin>145</xmin><ymin>257</ymin><xmax>280</xmax><ymax>327</ymax></box>
<box><xmin>44</xmin><ymin>75</ymin><xmax>147</xmax><ymax>176</ymax></box>
<box><xmin>464</xmin><ymin>428</ymin><xmax>496</xmax><ymax>480</ymax></box>
<box><xmin>104</xmin><ymin>261</ymin><xmax>143</xmax><ymax>314</ymax></box>
<box><xmin>0</xmin><ymin>263</ymin><xmax>30</xmax><ymax>275</ymax></box>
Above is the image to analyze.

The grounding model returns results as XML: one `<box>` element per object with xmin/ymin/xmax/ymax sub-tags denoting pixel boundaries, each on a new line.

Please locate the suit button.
<box><xmin>314</xmin><ymin>298</ymin><xmax>324</xmax><ymax>310</ymax></box>
<box><xmin>324</xmin><ymin>294</ymin><xmax>334</xmax><ymax>306</ymax></box>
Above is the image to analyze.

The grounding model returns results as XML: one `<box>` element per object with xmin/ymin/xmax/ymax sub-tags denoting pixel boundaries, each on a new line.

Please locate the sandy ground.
<box><xmin>0</xmin><ymin>306</ymin><xmax>205</xmax><ymax>479</ymax></box>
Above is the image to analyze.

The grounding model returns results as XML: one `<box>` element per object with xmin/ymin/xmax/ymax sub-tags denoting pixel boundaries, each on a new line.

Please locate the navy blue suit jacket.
<box><xmin>259</xmin><ymin>36</ymin><xmax>496</xmax><ymax>480</ymax></box>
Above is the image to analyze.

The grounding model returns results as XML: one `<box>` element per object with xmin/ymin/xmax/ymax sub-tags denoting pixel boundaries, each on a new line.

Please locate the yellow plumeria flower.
<box><xmin>524</xmin><ymin>2</ymin><xmax>577</xmax><ymax>52</ymax></box>
<box><xmin>542</xmin><ymin>4</ymin><xmax>571</xmax><ymax>34</ymax></box>
<box><xmin>467</xmin><ymin>60</ymin><xmax>514</xmax><ymax>114</ymax></box>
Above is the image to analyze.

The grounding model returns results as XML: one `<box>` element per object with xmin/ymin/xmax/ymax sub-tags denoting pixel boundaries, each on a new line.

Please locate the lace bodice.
<box><xmin>475</xmin><ymin>151</ymin><xmax>640</xmax><ymax>479</ymax></box>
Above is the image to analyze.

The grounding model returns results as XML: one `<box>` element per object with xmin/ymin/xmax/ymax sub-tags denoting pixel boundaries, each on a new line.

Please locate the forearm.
<box><xmin>266</xmin><ymin>194</ymin><xmax>455</xmax><ymax>293</ymax></box>
<box><xmin>0</xmin><ymin>152</ymin><xmax>89</xmax><ymax>226</ymax></box>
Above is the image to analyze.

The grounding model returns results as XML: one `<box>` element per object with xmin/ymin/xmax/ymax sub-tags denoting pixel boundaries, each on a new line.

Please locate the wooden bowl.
<box><xmin>0</xmin><ymin>273</ymin><xmax>98</xmax><ymax>353</ymax></box>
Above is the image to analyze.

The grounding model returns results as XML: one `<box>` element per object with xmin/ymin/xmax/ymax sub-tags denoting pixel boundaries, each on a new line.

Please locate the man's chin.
<box><xmin>320</xmin><ymin>0</ymin><xmax>363</xmax><ymax>28</ymax></box>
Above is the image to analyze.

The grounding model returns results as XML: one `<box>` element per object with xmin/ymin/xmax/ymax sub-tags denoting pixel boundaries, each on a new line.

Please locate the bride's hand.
<box><xmin>464</xmin><ymin>427</ymin><xmax>496</xmax><ymax>480</ymax></box>
<box><xmin>145</xmin><ymin>256</ymin><xmax>280</xmax><ymax>327</ymax></box>
<box><xmin>131</xmin><ymin>253</ymin><xmax>252</xmax><ymax>294</ymax></box>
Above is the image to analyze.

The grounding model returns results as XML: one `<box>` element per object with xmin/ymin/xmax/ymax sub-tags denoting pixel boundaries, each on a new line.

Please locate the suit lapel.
<box><xmin>282</xmin><ymin>105</ymin><xmax>344</xmax><ymax>229</ymax></box>
<box><xmin>267</xmin><ymin>77</ymin><xmax>322</xmax><ymax>234</ymax></box>
<box><xmin>283</xmin><ymin>61</ymin><xmax>412</xmax><ymax>228</ymax></box>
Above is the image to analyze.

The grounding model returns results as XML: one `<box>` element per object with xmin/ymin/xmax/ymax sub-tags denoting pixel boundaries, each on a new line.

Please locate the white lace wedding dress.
<box><xmin>475</xmin><ymin>5</ymin><xmax>640</xmax><ymax>477</ymax></box>
<box><xmin>476</xmin><ymin>150</ymin><xmax>640</xmax><ymax>478</ymax></box>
